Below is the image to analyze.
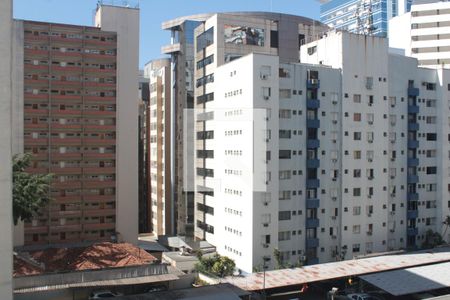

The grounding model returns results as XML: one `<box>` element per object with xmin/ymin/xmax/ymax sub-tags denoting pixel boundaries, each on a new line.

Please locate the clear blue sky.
<box><xmin>13</xmin><ymin>0</ymin><xmax>321</xmax><ymax>68</ymax></box>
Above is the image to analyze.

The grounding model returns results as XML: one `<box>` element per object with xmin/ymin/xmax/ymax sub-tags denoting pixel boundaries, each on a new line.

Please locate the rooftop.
<box><xmin>14</xmin><ymin>242</ymin><xmax>157</xmax><ymax>277</ymax></box>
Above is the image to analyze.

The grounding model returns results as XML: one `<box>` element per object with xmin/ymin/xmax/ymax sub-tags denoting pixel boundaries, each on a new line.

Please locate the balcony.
<box><xmin>50</xmin><ymin>36</ymin><xmax>83</xmax><ymax>44</ymax></box>
<box><xmin>84</xmin><ymin>39</ymin><xmax>116</xmax><ymax>47</ymax></box>
<box><xmin>306</xmin><ymin>119</ymin><xmax>320</xmax><ymax>128</ymax></box>
<box><xmin>84</xmin><ymin>67</ymin><xmax>116</xmax><ymax>75</ymax></box>
<box><xmin>24</xmin><ymin>49</ymin><xmax>49</xmax><ymax>56</ymax></box>
<box><xmin>51</xmin><ymin>95</ymin><xmax>82</xmax><ymax>102</ymax></box>
<box><xmin>306</xmin><ymin>238</ymin><xmax>319</xmax><ymax>248</ymax></box>
<box><xmin>407</xmin><ymin>192</ymin><xmax>419</xmax><ymax>201</ymax></box>
<box><xmin>50</xmin><ymin>210</ymin><xmax>82</xmax><ymax>218</ymax></box>
<box><xmin>306</xmin><ymin>179</ymin><xmax>320</xmax><ymax>188</ymax></box>
<box><xmin>84</xmin><ymin>124</ymin><xmax>116</xmax><ymax>132</ymax></box>
<box><xmin>83</xmin><ymin>208</ymin><xmax>116</xmax><ymax>217</ymax></box>
<box><xmin>408</xmin><ymin>158</ymin><xmax>419</xmax><ymax>166</ymax></box>
<box><xmin>24</xmin><ymin>108</ymin><xmax>48</xmax><ymax>115</ymax></box>
<box><xmin>408</xmin><ymin>140</ymin><xmax>419</xmax><ymax>149</ymax></box>
<box><xmin>51</xmin><ymin>65</ymin><xmax>82</xmax><ymax>73</ymax></box>
<box><xmin>306</xmin><ymin>79</ymin><xmax>320</xmax><ymax>89</ymax></box>
<box><xmin>306</xmin><ymin>218</ymin><xmax>320</xmax><ymax>228</ymax></box>
<box><xmin>83</xmin><ymin>166</ymin><xmax>115</xmax><ymax>174</ymax></box>
<box><xmin>50</xmin><ymin>138</ymin><xmax>82</xmax><ymax>146</ymax></box>
<box><xmin>83</xmin><ymin>110</ymin><xmax>116</xmax><ymax>117</ymax></box>
<box><xmin>83</xmin><ymin>138</ymin><xmax>116</xmax><ymax>146</ymax></box>
<box><xmin>24</xmin><ymin>226</ymin><xmax>48</xmax><ymax>234</ymax></box>
<box><xmin>83</xmin><ymin>152</ymin><xmax>115</xmax><ymax>159</ymax></box>
<box><xmin>408</xmin><ymin>105</ymin><xmax>420</xmax><ymax>114</ymax></box>
<box><xmin>84</xmin><ymin>81</ymin><xmax>116</xmax><ymax>88</ymax></box>
<box><xmin>161</xmin><ymin>43</ymin><xmax>181</xmax><ymax>54</ymax></box>
<box><xmin>306</xmin><ymin>158</ymin><xmax>320</xmax><ymax>168</ymax></box>
<box><xmin>407</xmin><ymin>210</ymin><xmax>418</xmax><ymax>219</ymax></box>
<box><xmin>407</xmin><ymin>227</ymin><xmax>418</xmax><ymax>236</ymax></box>
<box><xmin>24</xmin><ymin>64</ymin><xmax>48</xmax><ymax>71</ymax></box>
<box><xmin>24</xmin><ymin>93</ymin><xmax>48</xmax><ymax>101</ymax></box>
<box><xmin>407</xmin><ymin>87</ymin><xmax>419</xmax><ymax>97</ymax></box>
<box><xmin>84</xmin><ymin>96</ymin><xmax>115</xmax><ymax>103</ymax></box>
<box><xmin>51</xmin><ymin>124</ymin><xmax>82</xmax><ymax>131</ymax></box>
<box><xmin>84</xmin><ymin>195</ymin><xmax>115</xmax><ymax>203</ymax></box>
<box><xmin>306</xmin><ymin>99</ymin><xmax>320</xmax><ymax>109</ymax></box>
<box><xmin>407</xmin><ymin>175</ymin><xmax>419</xmax><ymax>183</ymax></box>
<box><xmin>24</xmin><ymin>123</ymin><xmax>48</xmax><ymax>130</ymax></box>
<box><xmin>307</xmin><ymin>257</ymin><xmax>319</xmax><ymax>265</ymax></box>
<box><xmin>53</xmin><ymin>195</ymin><xmax>82</xmax><ymax>204</ymax></box>
<box><xmin>52</xmin><ymin>181</ymin><xmax>82</xmax><ymax>189</ymax></box>
<box><xmin>408</xmin><ymin>122</ymin><xmax>419</xmax><ymax>131</ymax></box>
<box><xmin>51</xmin><ymin>80</ymin><xmax>82</xmax><ymax>87</ymax></box>
<box><xmin>306</xmin><ymin>198</ymin><xmax>320</xmax><ymax>209</ymax></box>
<box><xmin>24</xmin><ymin>138</ymin><xmax>48</xmax><ymax>146</ymax></box>
<box><xmin>25</xmin><ymin>79</ymin><xmax>48</xmax><ymax>86</ymax></box>
<box><xmin>50</xmin><ymin>167</ymin><xmax>82</xmax><ymax>174</ymax></box>
<box><xmin>51</xmin><ymin>109</ymin><xmax>82</xmax><ymax>116</ymax></box>
<box><xmin>50</xmin><ymin>224</ymin><xmax>82</xmax><ymax>233</ymax></box>
<box><xmin>307</xmin><ymin>139</ymin><xmax>320</xmax><ymax>149</ymax></box>
<box><xmin>83</xmin><ymin>53</ymin><xmax>116</xmax><ymax>61</ymax></box>
<box><xmin>84</xmin><ymin>180</ymin><xmax>115</xmax><ymax>188</ymax></box>
<box><xmin>83</xmin><ymin>222</ymin><xmax>115</xmax><ymax>231</ymax></box>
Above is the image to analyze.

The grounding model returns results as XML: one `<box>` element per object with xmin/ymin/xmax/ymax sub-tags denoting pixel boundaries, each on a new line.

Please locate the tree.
<box><xmin>195</xmin><ymin>253</ymin><xmax>235</xmax><ymax>278</ymax></box>
<box><xmin>273</xmin><ymin>248</ymin><xmax>283</xmax><ymax>269</ymax></box>
<box><xmin>421</xmin><ymin>229</ymin><xmax>444</xmax><ymax>249</ymax></box>
<box><xmin>12</xmin><ymin>153</ymin><xmax>53</xmax><ymax>225</ymax></box>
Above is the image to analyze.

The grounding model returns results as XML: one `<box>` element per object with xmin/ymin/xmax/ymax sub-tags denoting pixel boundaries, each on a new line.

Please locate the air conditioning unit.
<box><xmin>390</xmin><ymin>176</ymin><xmax>395</xmax><ymax>179</ymax></box>
<box><xmin>390</xmin><ymin>140</ymin><xmax>395</xmax><ymax>144</ymax></box>
<box><xmin>368</xmin><ymin>102</ymin><xmax>373</xmax><ymax>106</ymax></box>
<box><xmin>262</xmin><ymin>243</ymin><xmax>269</xmax><ymax>248</ymax></box>
<box><xmin>310</xmin><ymin>79</ymin><xmax>319</xmax><ymax>85</ymax></box>
<box><xmin>368</xmin><ymin>121</ymin><xmax>373</xmax><ymax>125</ymax></box>
<box><xmin>265</xmin><ymin>117</ymin><xmax>269</xmax><ymax>121</ymax></box>
<box><xmin>332</xmin><ymin>120</ymin><xmax>338</xmax><ymax>124</ymax></box>
<box><xmin>263</xmin><ymin>201</ymin><xmax>269</xmax><ymax>206</ymax></box>
<box><xmin>332</xmin><ymin>178</ymin><xmax>337</xmax><ymax>181</ymax></box>
<box><xmin>391</xmin><ymin>158</ymin><xmax>395</xmax><ymax>161</ymax></box>
<box><xmin>368</xmin><ymin>194</ymin><xmax>372</xmax><ymax>198</ymax></box>
<box><xmin>263</xmin><ymin>223</ymin><xmax>269</xmax><ymax>227</ymax></box>
<box><xmin>264</xmin><ymin>96</ymin><xmax>270</xmax><ymax>100</ymax></box>
<box><xmin>367</xmin><ymin>231</ymin><xmax>373</xmax><ymax>236</ymax></box>
<box><xmin>332</xmin><ymin>159</ymin><xmax>337</xmax><ymax>163</ymax></box>
<box><xmin>368</xmin><ymin>176</ymin><xmax>374</xmax><ymax>180</ymax></box>
<box><xmin>332</xmin><ymin>197</ymin><xmax>337</xmax><ymax>201</ymax></box>
<box><xmin>390</xmin><ymin>211</ymin><xmax>395</xmax><ymax>215</ymax></box>
<box><xmin>331</xmin><ymin>235</ymin><xmax>337</xmax><ymax>239</ymax></box>
<box><xmin>390</xmin><ymin>193</ymin><xmax>396</xmax><ymax>197</ymax></box>
<box><xmin>331</xmin><ymin>216</ymin><xmax>337</xmax><ymax>220</ymax></box>
<box><xmin>260</xmin><ymin>74</ymin><xmax>268</xmax><ymax>80</ymax></box>
<box><xmin>390</xmin><ymin>229</ymin><xmax>395</xmax><ymax>233</ymax></box>
<box><xmin>332</xmin><ymin>100</ymin><xmax>338</xmax><ymax>105</ymax></box>
<box><xmin>332</xmin><ymin>139</ymin><xmax>337</xmax><ymax>143</ymax></box>
<box><xmin>265</xmin><ymin>181</ymin><xmax>269</xmax><ymax>185</ymax></box>
<box><xmin>368</xmin><ymin>158</ymin><xmax>373</xmax><ymax>162</ymax></box>
<box><xmin>367</xmin><ymin>213</ymin><xmax>372</xmax><ymax>217</ymax></box>
<box><xmin>265</xmin><ymin>138</ymin><xmax>269</xmax><ymax>143</ymax></box>
<box><xmin>368</xmin><ymin>140</ymin><xmax>373</xmax><ymax>144</ymax></box>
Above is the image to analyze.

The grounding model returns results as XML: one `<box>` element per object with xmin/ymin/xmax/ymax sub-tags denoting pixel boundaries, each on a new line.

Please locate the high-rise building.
<box><xmin>13</xmin><ymin>3</ymin><xmax>139</xmax><ymax>246</ymax></box>
<box><xmin>389</xmin><ymin>0</ymin><xmax>450</xmax><ymax>69</ymax></box>
<box><xmin>143</xmin><ymin>59</ymin><xmax>172</xmax><ymax>236</ymax></box>
<box><xmin>0</xmin><ymin>0</ymin><xmax>14</xmax><ymax>297</ymax></box>
<box><xmin>319</xmin><ymin>0</ymin><xmax>412</xmax><ymax>37</ymax></box>
<box><xmin>162</xmin><ymin>14</ymin><xmax>212</xmax><ymax>237</ymax></box>
<box><xmin>193</xmin><ymin>30</ymin><xmax>450</xmax><ymax>273</ymax></box>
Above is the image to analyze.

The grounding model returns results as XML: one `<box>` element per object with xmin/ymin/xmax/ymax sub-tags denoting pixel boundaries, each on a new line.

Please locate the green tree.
<box><xmin>12</xmin><ymin>153</ymin><xmax>53</xmax><ymax>225</ymax></box>
<box><xmin>273</xmin><ymin>248</ymin><xmax>283</xmax><ymax>269</ymax></box>
<box><xmin>195</xmin><ymin>254</ymin><xmax>236</xmax><ymax>278</ymax></box>
<box><xmin>421</xmin><ymin>229</ymin><xmax>444</xmax><ymax>249</ymax></box>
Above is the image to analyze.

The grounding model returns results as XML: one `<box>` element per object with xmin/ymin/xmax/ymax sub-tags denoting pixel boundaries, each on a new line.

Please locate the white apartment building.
<box><xmin>195</xmin><ymin>30</ymin><xmax>450</xmax><ymax>274</ymax></box>
<box><xmin>389</xmin><ymin>0</ymin><xmax>450</xmax><ymax>68</ymax></box>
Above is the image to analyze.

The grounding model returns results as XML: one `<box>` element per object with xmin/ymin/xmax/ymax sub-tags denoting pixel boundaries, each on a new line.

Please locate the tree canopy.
<box><xmin>195</xmin><ymin>253</ymin><xmax>235</xmax><ymax>278</ymax></box>
<box><xmin>12</xmin><ymin>153</ymin><xmax>52</xmax><ymax>225</ymax></box>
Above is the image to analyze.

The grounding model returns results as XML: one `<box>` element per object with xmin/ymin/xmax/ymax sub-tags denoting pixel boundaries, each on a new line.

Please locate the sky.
<box><xmin>13</xmin><ymin>0</ymin><xmax>321</xmax><ymax>68</ymax></box>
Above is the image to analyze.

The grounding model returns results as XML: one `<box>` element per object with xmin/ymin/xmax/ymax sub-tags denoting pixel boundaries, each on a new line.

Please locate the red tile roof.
<box><xmin>14</xmin><ymin>242</ymin><xmax>157</xmax><ymax>277</ymax></box>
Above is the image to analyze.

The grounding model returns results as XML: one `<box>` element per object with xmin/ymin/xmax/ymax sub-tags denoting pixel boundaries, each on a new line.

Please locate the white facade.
<box><xmin>389</xmin><ymin>0</ymin><xmax>450</xmax><ymax>68</ymax></box>
<box><xmin>196</xmin><ymin>30</ymin><xmax>450</xmax><ymax>274</ymax></box>
<box><xmin>95</xmin><ymin>5</ymin><xmax>140</xmax><ymax>244</ymax></box>
<box><xmin>0</xmin><ymin>0</ymin><xmax>13</xmax><ymax>297</ymax></box>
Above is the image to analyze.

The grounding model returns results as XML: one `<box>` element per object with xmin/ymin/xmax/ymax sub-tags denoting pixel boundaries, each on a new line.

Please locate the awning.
<box><xmin>360</xmin><ymin>262</ymin><xmax>450</xmax><ymax>296</ymax></box>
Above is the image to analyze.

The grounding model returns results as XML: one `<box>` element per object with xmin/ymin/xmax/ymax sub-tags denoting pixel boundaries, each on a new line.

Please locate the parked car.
<box><xmin>346</xmin><ymin>293</ymin><xmax>383</xmax><ymax>300</ymax></box>
<box><xmin>88</xmin><ymin>290</ymin><xmax>123</xmax><ymax>299</ymax></box>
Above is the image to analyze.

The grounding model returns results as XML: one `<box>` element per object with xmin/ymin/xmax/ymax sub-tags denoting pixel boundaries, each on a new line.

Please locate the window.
<box><xmin>354</xmin><ymin>132</ymin><xmax>361</xmax><ymax>140</ymax></box>
<box><xmin>353</xmin><ymin>188</ymin><xmax>361</xmax><ymax>196</ymax></box>
<box><xmin>270</xmin><ymin>30</ymin><xmax>279</xmax><ymax>48</ymax></box>
<box><xmin>353</xmin><ymin>94</ymin><xmax>361</xmax><ymax>103</ymax></box>
<box><xmin>426</xmin><ymin>167</ymin><xmax>437</xmax><ymax>174</ymax></box>
<box><xmin>353</xmin><ymin>169</ymin><xmax>361</xmax><ymax>178</ymax></box>
<box><xmin>279</xmin><ymin>150</ymin><xmax>291</xmax><ymax>159</ymax></box>
<box><xmin>352</xmin><ymin>243</ymin><xmax>360</xmax><ymax>252</ymax></box>
<box><xmin>279</xmin><ymin>89</ymin><xmax>291</xmax><ymax>99</ymax></box>
<box><xmin>279</xmin><ymin>130</ymin><xmax>291</xmax><ymax>139</ymax></box>
<box><xmin>353</xmin><ymin>206</ymin><xmax>361</xmax><ymax>215</ymax></box>
<box><xmin>353</xmin><ymin>225</ymin><xmax>361</xmax><ymax>234</ymax></box>
<box><xmin>279</xmin><ymin>109</ymin><xmax>291</xmax><ymax>119</ymax></box>
<box><xmin>353</xmin><ymin>113</ymin><xmax>361</xmax><ymax>122</ymax></box>
<box><xmin>279</xmin><ymin>190</ymin><xmax>291</xmax><ymax>200</ymax></box>
<box><xmin>279</xmin><ymin>211</ymin><xmax>291</xmax><ymax>221</ymax></box>
<box><xmin>278</xmin><ymin>231</ymin><xmax>291</xmax><ymax>241</ymax></box>
<box><xmin>353</xmin><ymin>151</ymin><xmax>361</xmax><ymax>159</ymax></box>
<box><xmin>279</xmin><ymin>171</ymin><xmax>291</xmax><ymax>180</ymax></box>
<box><xmin>427</xmin><ymin>133</ymin><xmax>437</xmax><ymax>141</ymax></box>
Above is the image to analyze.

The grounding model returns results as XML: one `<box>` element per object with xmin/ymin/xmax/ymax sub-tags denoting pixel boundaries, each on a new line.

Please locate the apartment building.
<box><xmin>143</xmin><ymin>59</ymin><xmax>172</xmax><ymax>236</ymax></box>
<box><xmin>319</xmin><ymin>0</ymin><xmax>411</xmax><ymax>37</ymax></box>
<box><xmin>13</xmin><ymin>4</ymin><xmax>139</xmax><ymax>246</ymax></box>
<box><xmin>162</xmin><ymin>14</ymin><xmax>212</xmax><ymax>236</ymax></box>
<box><xmin>0</xmin><ymin>0</ymin><xmax>14</xmax><ymax>297</ymax></box>
<box><xmin>389</xmin><ymin>0</ymin><xmax>450</xmax><ymax>68</ymax></box>
<box><xmin>194</xmin><ymin>30</ymin><xmax>450</xmax><ymax>274</ymax></box>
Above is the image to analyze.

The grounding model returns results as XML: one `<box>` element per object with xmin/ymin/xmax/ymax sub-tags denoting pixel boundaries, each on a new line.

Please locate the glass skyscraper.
<box><xmin>320</xmin><ymin>0</ymin><xmax>412</xmax><ymax>37</ymax></box>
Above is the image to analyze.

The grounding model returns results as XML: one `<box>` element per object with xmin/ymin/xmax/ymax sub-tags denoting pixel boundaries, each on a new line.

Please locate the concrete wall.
<box><xmin>0</xmin><ymin>0</ymin><xmax>13</xmax><ymax>297</ymax></box>
<box><xmin>12</xmin><ymin>20</ymin><xmax>25</xmax><ymax>247</ymax></box>
<box><xmin>95</xmin><ymin>5</ymin><xmax>140</xmax><ymax>244</ymax></box>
